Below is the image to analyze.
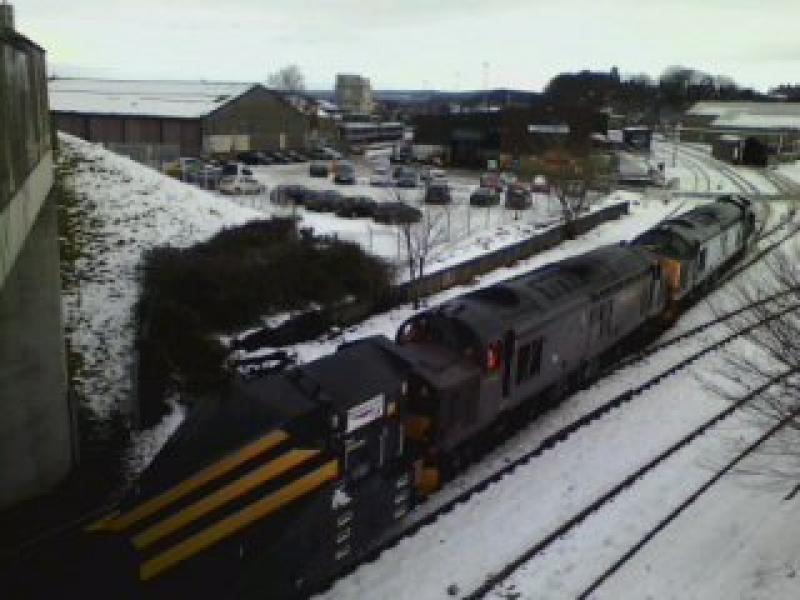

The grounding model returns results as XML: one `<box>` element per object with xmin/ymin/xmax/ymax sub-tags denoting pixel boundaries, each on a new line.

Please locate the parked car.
<box><xmin>218</xmin><ymin>175</ymin><xmax>265</xmax><ymax>195</ymax></box>
<box><xmin>270</xmin><ymin>184</ymin><xmax>309</xmax><ymax>205</ymax></box>
<box><xmin>470</xmin><ymin>187</ymin><xmax>501</xmax><ymax>207</ymax></box>
<box><xmin>424</xmin><ymin>182</ymin><xmax>452</xmax><ymax>204</ymax></box>
<box><xmin>480</xmin><ymin>172</ymin><xmax>503</xmax><ymax>192</ymax></box>
<box><xmin>373</xmin><ymin>201</ymin><xmax>423</xmax><ymax>225</ymax></box>
<box><xmin>337</xmin><ymin>196</ymin><xmax>377</xmax><ymax>218</ymax></box>
<box><xmin>270</xmin><ymin>151</ymin><xmax>291</xmax><ymax>164</ymax></box>
<box><xmin>285</xmin><ymin>150</ymin><xmax>306</xmax><ymax>163</ymax></box>
<box><xmin>334</xmin><ymin>161</ymin><xmax>357</xmax><ymax>184</ymax></box>
<box><xmin>395</xmin><ymin>166</ymin><xmax>419</xmax><ymax>188</ymax></box>
<box><xmin>370</xmin><ymin>165</ymin><xmax>392</xmax><ymax>186</ymax></box>
<box><xmin>309</xmin><ymin>161</ymin><xmax>330</xmax><ymax>177</ymax></box>
<box><xmin>309</xmin><ymin>146</ymin><xmax>343</xmax><ymax>161</ymax></box>
<box><xmin>221</xmin><ymin>163</ymin><xmax>254</xmax><ymax>177</ymax></box>
<box><xmin>237</xmin><ymin>152</ymin><xmax>266</xmax><ymax>166</ymax></box>
<box><xmin>499</xmin><ymin>171</ymin><xmax>518</xmax><ymax>187</ymax></box>
<box><xmin>420</xmin><ymin>167</ymin><xmax>446</xmax><ymax>183</ymax></box>
<box><xmin>305</xmin><ymin>190</ymin><xmax>344</xmax><ymax>212</ymax></box>
<box><xmin>505</xmin><ymin>183</ymin><xmax>532</xmax><ymax>210</ymax></box>
<box><xmin>531</xmin><ymin>175</ymin><xmax>549</xmax><ymax>194</ymax></box>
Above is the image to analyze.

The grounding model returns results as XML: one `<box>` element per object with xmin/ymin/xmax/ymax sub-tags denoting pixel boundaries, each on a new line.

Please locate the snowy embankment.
<box><xmin>57</xmin><ymin>133</ymin><xmax>260</xmax><ymax>471</ymax></box>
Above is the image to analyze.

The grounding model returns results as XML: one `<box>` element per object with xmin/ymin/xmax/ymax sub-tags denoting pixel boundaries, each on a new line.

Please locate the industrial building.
<box><xmin>1</xmin><ymin>4</ymin><xmax>75</xmax><ymax>509</ymax></box>
<box><xmin>335</xmin><ymin>74</ymin><xmax>374</xmax><ymax>115</ymax></box>
<box><xmin>413</xmin><ymin>104</ymin><xmax>607</xmax><ymax>167</ymax></box>
<box><xmin>681</xmin><ymin>101</ymin><xmax>800</xmax><ymax>158</ymax></box>
<box><xmin>50</xmin><ymin>79</ymin><xmax>325</xmax><ymax>166</ymax></box>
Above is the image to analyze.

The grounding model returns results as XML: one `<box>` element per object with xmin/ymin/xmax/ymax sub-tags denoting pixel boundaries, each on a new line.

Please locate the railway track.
<box><xmin>465</xmin><ymin>368</ymin><xmax>796</xmax><ymax>600</ymax></box>
<box><xmin>575</xmin><ymin>391</ymin><xmax>800</xmax><ymax>599</ymax></box>
<box><xmin>318</xmin><ymin>294</ymin><xmax>800</xmax><ymax>598</ymax></box>
<box><xmin>675</xmin><ymin>144</ymin><xmax>762</xmax><ymax>195</ymax></box>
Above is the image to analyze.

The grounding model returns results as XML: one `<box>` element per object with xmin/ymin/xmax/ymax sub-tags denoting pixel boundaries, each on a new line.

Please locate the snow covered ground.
<box><xmin>57</xmin><ymin>133</ymin><xmax>261</xmax><ymax>470</ymax></box>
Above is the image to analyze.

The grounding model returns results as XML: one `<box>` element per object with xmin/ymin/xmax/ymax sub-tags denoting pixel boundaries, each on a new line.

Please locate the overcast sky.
<box><xmin>15</xmin><ymin>0</ymin><xmax>800</xmax><ymax>92</ymax></box>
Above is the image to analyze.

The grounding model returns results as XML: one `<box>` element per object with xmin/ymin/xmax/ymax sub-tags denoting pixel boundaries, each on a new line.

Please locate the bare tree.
<box><xmin>390</xmin><ymin>189</ymin><xmax>449</xmax><ymax>309</ymax></box>
<box><xmin>538</xmin><ymin>150</ymin><xmax>598</xmax><ymax>235</ymax></box>
<box><xmin>700</xmin><ymin>247</ymin><xmax>800</xmax><ymax>489</ymax></box>
<box><xmin>267</xmin><ymin>64</ymin><xmax>306</xmax><ymax>92</ymax></box>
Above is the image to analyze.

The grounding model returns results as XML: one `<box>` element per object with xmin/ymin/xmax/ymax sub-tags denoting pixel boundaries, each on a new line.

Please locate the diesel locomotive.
<box><xmin>82</xmin><ymin>195</ymin><xmax>754</xmax><ymax>598</ymax></box>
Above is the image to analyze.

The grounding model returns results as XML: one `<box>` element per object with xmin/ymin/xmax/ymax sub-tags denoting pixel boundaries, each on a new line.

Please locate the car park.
<box><xmin>505</xmin><ymin>183</ymin><xmax>532</xmax><ymax>209</ymax></box>
<box><xmin>309</xmin><ymin>161</ymin><xmax>330</xmax><ymax>177</ymax></box>
<box><xmin>424</xmin><ymin>181</ymin><xmax>452</xmax><ymax>204</ymax></box>
<box><xmin>334</xmin><ymin>161</ymin><xmax>357</xmax><ymax>184</ymax></box>
<box><xmin>470</xmin><ymin>186</ymin><xmax>501</xmax><ymax>207</ymax></box>
<box><xmin>218</xmin><ymin>174</ymin><xmax>265</xmax><ymax>195</ymax></box>
<box><xmin>373</xmin><ymin>201</ymin><xmax>423</xmax><ymax>224</ymax></box>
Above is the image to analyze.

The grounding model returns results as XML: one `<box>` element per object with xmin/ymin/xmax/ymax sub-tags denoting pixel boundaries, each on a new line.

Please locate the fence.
<box><xmin>390</xmin><ymin>202</ymin><xmax>629</xmax><ymax>303</ymax></box>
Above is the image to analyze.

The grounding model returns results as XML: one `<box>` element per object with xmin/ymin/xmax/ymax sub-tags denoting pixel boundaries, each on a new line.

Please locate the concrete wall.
<box><xmin>0</xmin><ymin>19</ymin><xmax>73</xmax><ymax>509</ymax></box>
<box><xmin>0</xmin><ymin>194</ymin><xmax>73</xmax><ymax>509</ymax></box>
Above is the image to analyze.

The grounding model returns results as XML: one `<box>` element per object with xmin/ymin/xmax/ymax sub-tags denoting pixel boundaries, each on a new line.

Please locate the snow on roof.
<box><xmin>712</xmin><ymin>112</ymin><xmax>800</xmax><ymax>130</ymax></box>
<box><xmin>49</xmin><ymin>78</ymin><xmax>257</xmax><ymax>119</ymax></box>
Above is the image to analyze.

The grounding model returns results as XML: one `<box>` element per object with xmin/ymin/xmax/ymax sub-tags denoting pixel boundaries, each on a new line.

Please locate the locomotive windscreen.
<box><xmin>398</xmin><ymin>313</ymin><xmax>481</xmax><ymax>364</ymax></box>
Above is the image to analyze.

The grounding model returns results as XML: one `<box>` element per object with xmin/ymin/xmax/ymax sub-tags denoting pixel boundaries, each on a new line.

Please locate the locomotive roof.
<box><xmin>433</xmin><ymin>244</ymin><xmax>654</xmax><ymax>343</ymax></box>
<box><xmin>649</xmin><ymin>199</ymin><xmax>743</xmax><ymax>247</ymax></box>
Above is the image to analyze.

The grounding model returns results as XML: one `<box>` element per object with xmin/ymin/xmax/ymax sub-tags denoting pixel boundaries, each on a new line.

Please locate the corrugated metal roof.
<box><xmin>49</xmin><ymin>78</ymin><xmax>257</xmax><ymax>118</ymax></box>
<box><xmin>687</xmin><ymin>101</ymin><xmax>800</xmax><ymax>131</ymax></box>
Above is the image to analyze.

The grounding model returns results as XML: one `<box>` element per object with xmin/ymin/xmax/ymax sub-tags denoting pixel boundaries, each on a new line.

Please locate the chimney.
<box><xmin>0</xmin><ymin>3</ymin><xmax>14</xmax><ymax>31</ymax></box>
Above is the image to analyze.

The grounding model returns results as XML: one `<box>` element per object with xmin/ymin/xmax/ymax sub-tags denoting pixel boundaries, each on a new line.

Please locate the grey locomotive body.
<box><xmin>397</xmin><ymin>244</ymin><xmax>667</xmax><ymax>472</ymax></box>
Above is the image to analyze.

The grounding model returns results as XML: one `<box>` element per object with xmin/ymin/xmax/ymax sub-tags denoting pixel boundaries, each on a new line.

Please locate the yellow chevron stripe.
<box><xmin>139</xmin><ymin>460</ymin><xmax>339</xmax><ymax>582</ymax></box>
<box><xmin>133</xmin><ymin>448</ymin><xmax>320</xmax><ymax>550</ymax></box>
<box><xmin>89</xmin><ymin>429</ymin><xmax>289</xmax><ymax>533</ymax></box>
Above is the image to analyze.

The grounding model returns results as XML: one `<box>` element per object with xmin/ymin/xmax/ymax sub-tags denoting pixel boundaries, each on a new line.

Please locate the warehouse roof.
<box><xmin>687</xmin><ymin>101</ymin><xmax>800</xmax><ymax>131</ymax></box>
<box><xmin>49</xmin><ymin>78</ymin><xmax>258</xmax><ymax>118</ymax></box>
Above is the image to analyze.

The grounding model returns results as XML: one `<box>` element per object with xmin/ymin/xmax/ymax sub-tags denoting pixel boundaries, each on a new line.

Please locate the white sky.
<box><xmin>15</xmin><ymin>0</ymin><xmax>800</xmax><ymax>92</ymax></box>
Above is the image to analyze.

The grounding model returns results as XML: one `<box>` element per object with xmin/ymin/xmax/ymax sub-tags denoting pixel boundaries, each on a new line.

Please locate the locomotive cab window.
<box><xmin>516</xmin><ymin>338</ymin><xmax>542</xmax><ymax>384</ymax></box>
<box><xmin>697</xmin><ymin>248</ymin><xmax>707</xmax><ymax>273</ymax></box>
